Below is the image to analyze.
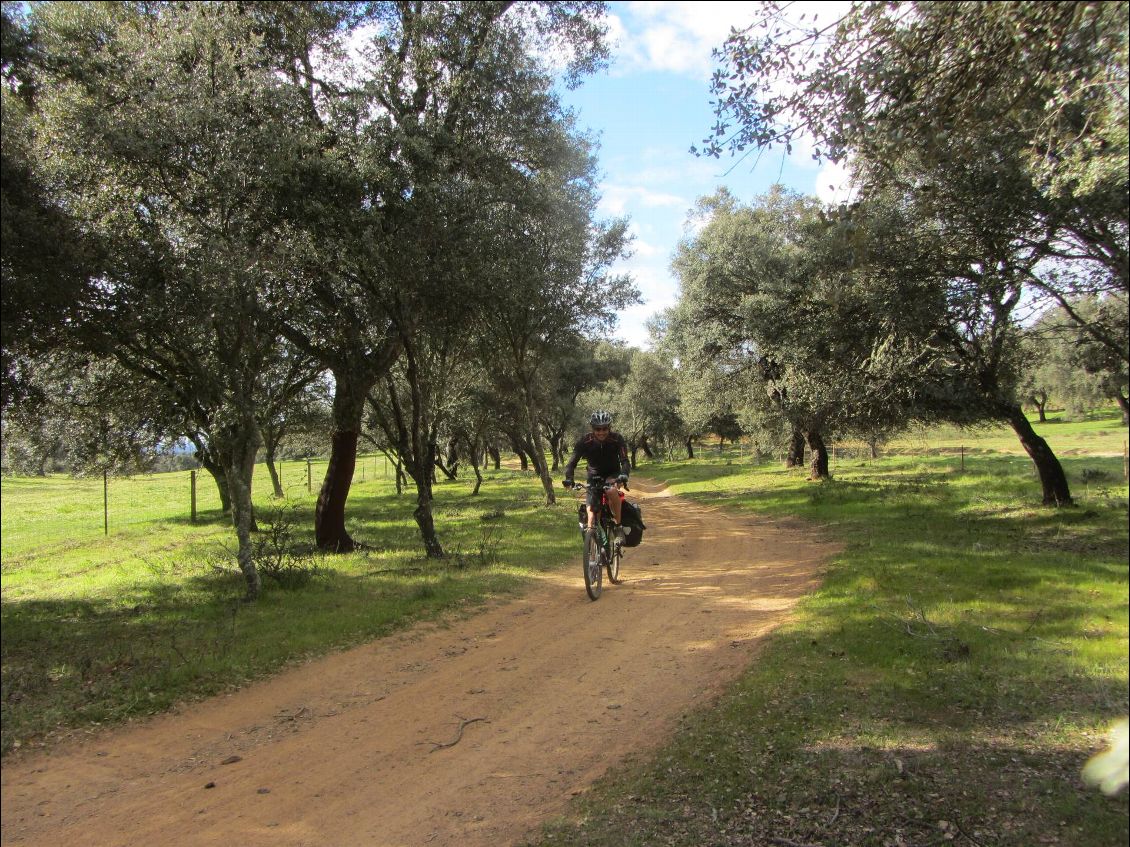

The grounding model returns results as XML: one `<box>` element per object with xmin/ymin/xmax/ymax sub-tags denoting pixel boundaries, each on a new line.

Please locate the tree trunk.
<box><xmin>413</xmin><ymin>470</ymin><xmax>443</xmax><ymax>556</ymax></box>
<box><xmin>640</xmin><ymin>436</ymin><xmax>655</xmax><ymax>459</ymax></box>
<box><xmin>549</xmin><ymin>430</ymin><xmax>563</xmax><ymax>471</ymax></box>
<box><xmin>1115</xmin><ymin>389</ymin><xmax>1129</xmax><ymax>426</ymax></box>
<box><xmin>470</xmin><ymin>447</ymin><xmax>483</xmax><ymax>496</ymax></box>
<box><xmin>220</xmin><ymin>421</ymin><xmax>263</xmax><ymax>600</ymax></box>
<box><xmin>629</xmin><ymin>443</ymin><xmax>639</xmax><ymax>469</ymax></box>
<box><xmin>488</xmin><ymin>445</ymin><xmax>501</xmax><ymax>470</ymax></box>
<box><xmin>315</xmin><ymin>373</ymin><xmax>370</xmax><ymax>552</ymax></box>
<box><xmin>265</xmin><ymin>449</ymin><xmax>284</xmax><ymax>498</ymax></box>
<box><xmin>520</xmin><ymin>387</ymin><xmax>556</xmax><ymax>505</ymax></box>
<box><xmin>434</xmin><ymin>438</ymin><xmax>459</xmax><ymax>481</ymax></box>
<box><xmin>805</xmin><ymin>429</ymin><xmax>830</xmax><ymax>480</ymax></box>
<box><xmin>1030</xmin><ymin>391</ymin><xmax>1048</xmax><ymax>423</ymax></box>
<box><xmin>786</xmin><ymin>429</ymin><xmax>805</xmax><ymax>468</ymax></box>
<box><xmin>316</xmin><ymin>428</ymin><xmax>359</xmax><ymax>551</ymax></box>
<box><xmin>403</xmin><ymin>459</ymin><xmax>443</xmax><ymax>557</ymax></box>
<box><xmin>685</xmin><ymin>436</ymin><xmax>695</xmax><ymax>459</ymax></box>
<box><xmin>1006</xmin><ymin>405</ymin><xmax>1073</xmax><ymax>506</ymax></box>
<box><xmin>194</xmin><ymin>443</ymin><xmax>233</xmax><ymax>514</ymax></box>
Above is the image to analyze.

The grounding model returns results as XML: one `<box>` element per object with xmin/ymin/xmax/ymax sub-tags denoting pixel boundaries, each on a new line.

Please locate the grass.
<box><xmin>1</xmin><ymin>460</ymin><xmax>579</xmax><ymax>756</ymax></box>
<box><xmin>882</xmin><ymin>407</ymin><xmax>1129</xmax><ymax>458</ymax></box>
<box><xmin>532</xmin><ymin>417</ymin><xmax>1129</xmax><ymax>847</ymax></box>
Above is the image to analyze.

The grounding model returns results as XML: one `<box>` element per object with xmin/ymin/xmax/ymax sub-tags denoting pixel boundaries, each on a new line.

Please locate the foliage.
<box><xmin>703</xmin><ymin>1</ymin><xmax>1128</xmax><ymax>363</ymax></box>
<box><xmin>0</xmin><ymin>4</ymin><xmax>96</xmax><ymax>409</ymax></box>
<box><xmin>1025</xmin><ymin>295</ymin><xmax>1130</xmax><ymax>419</ymax></box>
<box><xmin>666</xmin><ymin>186</ymin><xmax>945</xmax><ymax>476</ymax></box>
<box><xmin>0</xmin><ymin>352</ymin><xmax>183</xmax><ymax>476</ymax></box>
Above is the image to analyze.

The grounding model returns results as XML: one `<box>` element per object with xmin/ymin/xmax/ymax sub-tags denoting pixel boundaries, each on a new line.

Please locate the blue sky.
<box><xmin>554</xmin><ymin>1</ymin><xmax>851</xmax><ymax>348</ymax></box>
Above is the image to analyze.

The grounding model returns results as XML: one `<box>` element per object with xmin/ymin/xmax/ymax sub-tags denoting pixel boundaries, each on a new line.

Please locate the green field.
<box><xmin>883</xmin><ymin>408</ymin><xmax>1129</xmax><ymax>458</ymax></box>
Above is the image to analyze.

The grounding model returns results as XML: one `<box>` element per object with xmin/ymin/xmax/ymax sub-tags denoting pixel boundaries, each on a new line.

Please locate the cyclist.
<box><xmin>562</xmin><ymin>410</ymin><xmax>631</xmax><ymax>542</ymax></box>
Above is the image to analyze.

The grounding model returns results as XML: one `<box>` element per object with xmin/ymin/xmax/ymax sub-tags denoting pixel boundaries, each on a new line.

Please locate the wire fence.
<box><xmin>4</xmin><ymin>436</ymin><xmax>1125</xmax><ymax>559</ymax></box>
<box><xmin>0</xmin><ymin>455</ymin><xmax>396</xmax><ymax>559</ymax></box>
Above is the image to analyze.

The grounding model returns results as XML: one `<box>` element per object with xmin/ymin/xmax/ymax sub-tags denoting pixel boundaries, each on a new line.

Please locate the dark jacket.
<box><xmin>563</xmin><ymin>431</ymin><xmax>630</xmax><ymax>480</ymax></box>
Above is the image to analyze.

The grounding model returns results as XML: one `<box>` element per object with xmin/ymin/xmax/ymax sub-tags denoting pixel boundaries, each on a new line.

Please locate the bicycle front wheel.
<box><xmin>583</xmin><ymin>529</ymin><xmax>602</xmax><ymax>601</ymax></box>
<box><xmin>607</xmin><ymin>540</ymin><xmax>623</xmax><ymax>584</ymax></box>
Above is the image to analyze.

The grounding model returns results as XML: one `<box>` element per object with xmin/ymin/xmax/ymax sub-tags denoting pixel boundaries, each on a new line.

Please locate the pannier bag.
<box><xmin>620</xmin><ymin>500</ymin><xmax>646</xmax><ymax>529</ymax></box>
<box><xmin>622</xmin><ymin>523</ymin><xmax>644</xmax><ymax>547</ymax></box>
<box><xmin>620</xmin><ymin>500</ymin><xmax>646</xmax><ymax>547</ymax></box>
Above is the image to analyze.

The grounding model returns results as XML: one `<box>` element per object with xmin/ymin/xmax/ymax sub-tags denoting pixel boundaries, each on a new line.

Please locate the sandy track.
<box><xmin>1</xmin><ymin>478</ymin><xmax>835</xmax><ymax>847</ymax></box>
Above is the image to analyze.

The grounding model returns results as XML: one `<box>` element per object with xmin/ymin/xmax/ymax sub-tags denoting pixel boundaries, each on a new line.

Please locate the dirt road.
<box><xmin>1</xmin><ymin>478</ymin><xmax>835</xmax><ymax>847</ymax></box>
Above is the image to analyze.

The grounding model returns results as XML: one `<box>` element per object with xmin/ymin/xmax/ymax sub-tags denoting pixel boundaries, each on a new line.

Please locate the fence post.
<box><xmin>1124</xmin><ymin>439</ymin><xmax>1128</xmax><ymax>482</ymax></box>
<box><xmin>960</xmin><ymin>445</ymin><xmax>965</xmax><ymax>473</ymax></box>
<box><xmin>103</xmin><ymin>470</ymin><xmax>109</xmax><ymax>535</ymax></box>
<box><xmin>191</xmin><ymin>470</ymin><xmax>197</xmax><ymax>523</ymax></box>
<box><xmin>307</xmin><ymin>458</ymin><xmax>312</xmax><ymax>493</ymax></box>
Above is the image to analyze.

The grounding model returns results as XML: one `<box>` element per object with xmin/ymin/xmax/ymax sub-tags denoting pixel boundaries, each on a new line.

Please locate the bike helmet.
<box><xmin>589</xmin><ymin>410</ymin><xmax>613</xmax><ymax>427</ymax></box>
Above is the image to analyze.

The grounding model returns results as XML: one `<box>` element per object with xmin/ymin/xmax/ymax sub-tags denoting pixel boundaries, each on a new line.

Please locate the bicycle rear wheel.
<box><xmin>582</xmin><ymin>529</ymin><xmax>602</xmax><ymax>601</ymax></box>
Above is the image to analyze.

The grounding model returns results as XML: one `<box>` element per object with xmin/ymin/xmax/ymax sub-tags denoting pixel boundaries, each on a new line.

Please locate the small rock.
<box><xmin>204</xmin><ymin>782</ymin><xmax>216</xmax><ymax>789</ymax></box>
<box><xmin>257</xmin><ymin>788</ymin><xmax>271</xmax><ymax>795</ymax></box>
<box><xmin>220</xmin><ymin>755</ymin><xmax>242</xmax><ymax>765</ymax></box>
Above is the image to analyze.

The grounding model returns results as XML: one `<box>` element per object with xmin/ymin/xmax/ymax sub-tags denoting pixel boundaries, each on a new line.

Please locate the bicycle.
<box><xmin>566</xmin><ymin>479</ymin><xmax>626</xmax><ymax>601</ymax></box>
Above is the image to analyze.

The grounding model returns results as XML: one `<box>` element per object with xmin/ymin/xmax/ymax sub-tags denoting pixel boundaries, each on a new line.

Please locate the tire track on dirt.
<box><xmin>1</xmin><ymin>478</ymin><xmax>837</xmax><ymax>847</ymax></box>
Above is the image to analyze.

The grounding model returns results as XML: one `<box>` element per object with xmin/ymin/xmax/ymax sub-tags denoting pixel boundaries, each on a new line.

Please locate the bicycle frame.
<box><xmin>570</xmin><ymin>479</ymin><xmax>625</xmax><ymax>599</ymax></box>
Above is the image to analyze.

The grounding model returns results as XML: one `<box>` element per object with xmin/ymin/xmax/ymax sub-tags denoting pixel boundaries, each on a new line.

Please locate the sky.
<box><xmin>553</xmin><ymin>1</ymin><xmax>852</xmax><ymax>349</ymax></box>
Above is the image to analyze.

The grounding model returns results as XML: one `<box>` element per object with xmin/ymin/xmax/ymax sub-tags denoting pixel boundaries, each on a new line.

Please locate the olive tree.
<box><xmin>28</xmin><ymin>2</ymin><xmax>327</xmax><ymax>597</ymax></box>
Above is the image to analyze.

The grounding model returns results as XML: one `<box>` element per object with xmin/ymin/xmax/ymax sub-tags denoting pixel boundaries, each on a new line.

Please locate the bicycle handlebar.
<box><xmin>563</xmin><ymin>479</ymin><xmax>630</xmax><ymax>492</ymax></box>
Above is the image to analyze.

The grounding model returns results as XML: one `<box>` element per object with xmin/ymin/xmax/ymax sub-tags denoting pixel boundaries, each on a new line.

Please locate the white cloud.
<box><xmin>627</xmin><ymin>223</ymin><xmax>664</xmax><ymax>259</ymax></box>
<box><xmin>815</xmin><ymin>158</ymin><xmax>857</xmax><ymax>205</ymax></box>
<box><xmin>609</xmin><ymin>2</ymin><xmax>761</xmax><ymax>79</ymax></box>
<box><xmin>599</xmin><ymin>183</ymin><xmax>688</xmax><ymax>216</ymax></box>
<box><xmin>608</xmin><ymin>1</ymin><xmax>851</xmax><ymax>80</ymax></box>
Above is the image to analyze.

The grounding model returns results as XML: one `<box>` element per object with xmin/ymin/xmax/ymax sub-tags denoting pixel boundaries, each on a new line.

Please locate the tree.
<box><xmin>1027</xmin><ymin>295</ymin><xmax>1130</xmax><ymax>421</ymax></box>
<box><xmin>669</xmin><ymin>188</ymin><xmax>939</xmax><ymax>480</ymax></box>
<box><xmin>0</xmin><ymin>352</ymin><xmax>179</xmax><ymax>477</ymax></box>
<box><xmin>274</xmin><ymin>0</ymin><xmax>614</xmax><ymax>549</ymax></box>
<box><xmin>1</xmin><ymin>5</ymin><xmax>96</xmax><ymax>409</ymax></box>
<box><xmin>475</xmin><ymin>126</ymin><xmax>635</xmax><ymax>505</ymax></box>
<box><xmin>28</xmin><ymin>2</ymin><xmax>330</xmax><ymax>597</ymax></box>
<box><xmin>704</xmin><ymin>1</ymin><xmax>1128</xmax><ymax>364</ymax></box>
<box><xmin>700</xmin><ymin>2</ymin><xmax>1115</xmax><ymax>502</ymax></box>
<box><xmin>259</xmin><ymin>363</ymin><xmax>331</xmax><ymax>498</ymax></box>
<box><xmin>364</xmin><ymin>202</ymin><xmax>488</xmax><ymax>558</ymax></box>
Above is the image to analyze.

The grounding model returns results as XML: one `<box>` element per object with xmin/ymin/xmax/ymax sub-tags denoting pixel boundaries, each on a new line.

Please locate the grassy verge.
<box><xmin>533</xmin><ymin>448</ymin><xmax>1129</xmax><ymax>846</ymax></box>
<box><xmin>880</xmin><ymin>407</ymin><xmax>1129</xmax><ymax>458</ymax></box>
<box><xmin>1</xmin><ymin>464</ymin><xmax>576</xmax><ymax>756</ymax></box>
